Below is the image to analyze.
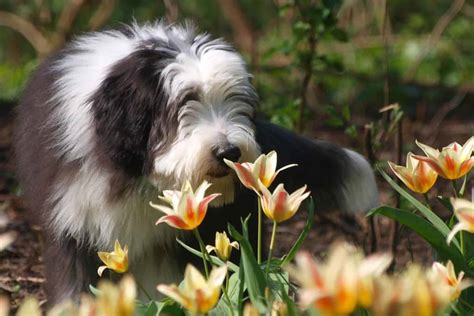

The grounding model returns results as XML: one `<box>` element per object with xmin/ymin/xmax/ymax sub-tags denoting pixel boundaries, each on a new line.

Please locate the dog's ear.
<box><xmin>90</xmin><ymin>48</ymin><xmax>174</xmax><ymax>177</ymax></box>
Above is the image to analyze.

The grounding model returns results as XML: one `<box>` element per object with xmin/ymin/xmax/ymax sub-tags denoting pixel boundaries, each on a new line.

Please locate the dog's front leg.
<box><xmin>42</xmin><ymin>235</ymin><xmax>100</xmax><ymax>306</ymax></box>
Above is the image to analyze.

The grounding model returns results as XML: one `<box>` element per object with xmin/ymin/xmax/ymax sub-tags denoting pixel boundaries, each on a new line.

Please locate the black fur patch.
<box><xmin>90</xmin><ymin>44</ymin><xmax>177</xmax><ymax>177</ymax></box>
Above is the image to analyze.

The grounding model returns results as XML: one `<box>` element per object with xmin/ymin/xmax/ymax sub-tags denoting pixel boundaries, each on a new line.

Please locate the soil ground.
<box><xmin>0</xmin><ymin>103</ymin><xmax>472</xmax><ymax>311</ymax></box>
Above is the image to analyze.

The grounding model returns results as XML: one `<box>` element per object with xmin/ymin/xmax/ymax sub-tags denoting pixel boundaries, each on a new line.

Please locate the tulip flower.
<box><xmin>97</xmin><ymin>240</ymin><xmax>128</xmax><ymax>276</ymax></box>
<box><xmin>16</xmin><ymin>297</ymin><xmax>41</xmax><ymax>316</ymax></box>
<box><xmin>432</xmin><ymin>260</ymin><xmax>473</xmax><ymax>300</ymax></box>
<box><xmin>206</xmin><ymin>231</ymin><xmax>239</xmax><ymax>262</ymax></box>
<box><xmin>259</xmin><ymin>182</ymin><xmax>310</xmax><ymax>223</ymax></box>
<box><xmin>388</xmin><ymin>153</ymin><xmax>437</xmax><ymax>193</ymax></box>
<box><xmin>271</xmin><ymin>300</ymin><xmax>288</xmax><ymax>316</ymax></box>
<box><xmin>447</xmin><ymin>198</ymin><xmax>474</xmax><ymax>244</ymax></box>
<box><xmin>96</xmin><ymin>275</ymin><xmax>136</xmax><ymax>316</ymax></box>
<box><xmin>224</xmin><ymin>150</ymin><xmax>296</xmax><ymax>192</ymax></box>
<box><xmin>413</xmin><ymin>137</ymin><xmax>474</xmax><ymax>180</ymax></box>
<box><xmin>356</xmin><ymin>252</ymin><xmax>393</xmax><ymax>308</ymax></box>
<box><xmin>287</xmin><ymin>243</ymin><xmax>392</xmax><ymax>316</ymax></box>
<box><xmin>157</xmin><ymin>264</ymin><xmax>227</xmax><ymax>315</ymax></box>
<box><xmin>151</xmin><ymin>180</ymin><xmax>220</xmax><ymax>230</ymax></box>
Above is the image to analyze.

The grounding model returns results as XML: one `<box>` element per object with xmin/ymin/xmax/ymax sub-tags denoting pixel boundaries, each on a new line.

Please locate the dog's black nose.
<box><xmin>213</xmin><ymin>144</ymin><xmax>241</xmax><ymax>162</ymax></box>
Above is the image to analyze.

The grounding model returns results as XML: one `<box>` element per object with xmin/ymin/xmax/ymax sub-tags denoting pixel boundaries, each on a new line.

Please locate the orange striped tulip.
<box><xmin>259</xmin><ymin>182</ymin><xmax>310</xmax><ymax>223</ymax></box>
<box><xmin>388</xmin><ymin>153</ymin><xmax>438</xmax><ymax>193</ymax></box>
<box><xmin>413</xmin><ymin>137</ymin><xmax>474</xmax><ymax>180</ymax></box>
<box><xmin>447</xmin><ymin>198</ymin><xmax>474</xmax><ymax>244</ymax></box>
<box><xmin>224</xmin><ymin>151</ymin><xmax>296</xmax><ymax>193</ymax></box>
<box><xmin>151</xmin><ymin>181</ymin><xmax>220</xmax><ymax>230</ymax></box>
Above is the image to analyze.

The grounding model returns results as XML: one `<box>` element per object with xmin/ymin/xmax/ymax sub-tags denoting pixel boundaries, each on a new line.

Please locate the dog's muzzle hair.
<box><xmin>14</xmin><ymin>21</ymin><xmax>379</xmax><ymax>305</ymax></box>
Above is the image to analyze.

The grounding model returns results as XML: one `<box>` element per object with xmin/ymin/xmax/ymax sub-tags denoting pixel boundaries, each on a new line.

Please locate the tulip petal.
<box><xmin>157</xmin><ymin>284</ymin><xmax>191</xmax><ymax>309</ymax></box>
<box><xmin>460</xmin><ymin>136</ymin><xmax>474</xmax><ymax>161</ymax></box>
<box><xmin>156</xmin><ymin>214</ymin><xmax>191</xmax><ymax>230</ymax></box>
<box><xmin>412</xmin><ymin>155</ymin><xmax>448</xmax><ymax>179</ymax></box>
<box><xmin>447</xmin><ymin>223</ymin><xmax>468</xmax><ymax>244</ymax></box>
<box><xmin>416</xmin><ymin>140</ymin><xmax>440</xmax><ymax>159</ymax></box>
<box><xmin>226</xmin><ymin>160</ymin><xmax>258</xmax><ymax>190</ymax></box>
<box><xmin>208</xmin><ymin>265</ymin><xmax>227</xmax><ymax>288</ymax></box>
<box><xmin>97</xmin><ymin>265</ymin><xmax>108</xmax><ymax>277</ymax></box>
<box><xmin>149</xmin><ymin>202</ymin><xmax>174</xmax><ymax>215</ymax></box>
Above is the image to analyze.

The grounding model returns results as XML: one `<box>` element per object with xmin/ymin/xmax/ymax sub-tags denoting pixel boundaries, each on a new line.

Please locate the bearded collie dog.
<box><xmin>14</xmin><ymin>21</ymin><xmax>378</xmax><ymax>304</ymax></box>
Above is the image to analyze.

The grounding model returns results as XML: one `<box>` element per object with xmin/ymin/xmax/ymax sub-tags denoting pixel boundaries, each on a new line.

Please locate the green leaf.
<box><xmin>176</xmin><ymin>238</ymin><xmax>239</xmax><ymax>273</ymax></box>
<box><xmin>377</xmin><ymin>167</ymin><xmax>460</xmax><ymax>250</ymax></box>
<box><xmin>281</xmin><ymin>199</ymin><xmax>314</xmax><ymax>266</ymax></box>
<box><xmin>369</xmin><ymin>206</ymin><xmax>470</xmax><ymax>274</ymax></box>
<box><xmin>228</xmin><ymin>220</ymin><xmax>267</xmax><ymax>312</ymax></box>
<box><xmin>280</xmin><ymin>285</ymin><xmax>301</xmax><ymax>316</ymax></box>
<box><xmin>342</xmin><ymin>104</ymin><xmax>351</xmax><ymax>121</ymax></box>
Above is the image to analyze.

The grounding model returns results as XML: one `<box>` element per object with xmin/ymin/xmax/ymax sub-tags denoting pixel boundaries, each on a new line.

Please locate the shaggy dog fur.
<box><xmin>14</xmin><ymin>21</ymin><xmax>378</xmax><ymax>304</ymax></box>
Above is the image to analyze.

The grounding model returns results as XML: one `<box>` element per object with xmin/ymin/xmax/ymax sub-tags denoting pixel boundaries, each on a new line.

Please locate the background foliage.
<box><xmin>1</xmin><ymin>0</ymin><xmax>473</xmax><ymax>138</ymax></box>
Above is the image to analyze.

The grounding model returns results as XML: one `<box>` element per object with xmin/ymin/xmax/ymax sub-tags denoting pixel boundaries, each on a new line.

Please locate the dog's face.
<box><xmin>150</xmin><ymin>37</ymin><xmax>261</xmax><ymax>203</ymax></box>
<box><xmin>86</xmin><ymin>28</ymin><xmax>260</xmax><ymax>204</ymax></box>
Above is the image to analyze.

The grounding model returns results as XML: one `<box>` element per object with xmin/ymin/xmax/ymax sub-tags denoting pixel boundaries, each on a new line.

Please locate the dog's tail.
<box><xmin>255</xmin><ymin>120</ymin><xmax>378</xmax><ymax>213</ymax></box>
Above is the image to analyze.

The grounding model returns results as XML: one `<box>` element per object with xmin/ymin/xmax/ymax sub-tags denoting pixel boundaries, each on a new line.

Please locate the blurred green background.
<box><xmin>1</xmin><ymin>0</ymin><xmax>473</xmax><ymax>142</ymax></box>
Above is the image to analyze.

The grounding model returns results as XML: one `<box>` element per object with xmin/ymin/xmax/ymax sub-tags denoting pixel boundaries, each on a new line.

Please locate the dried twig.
<box><xmin>0</xmin><ymin>11</ymin><xmax>51</xmax><ymax>56</ymax></box>
<box><xmin>163</xmin><ymin>0</ymin><xmax>179</xmax><ymax>24</ymax></box>
<box><xmin>423</xmin><ymin>92</ymin><xmax>467</xmax><ymax>143</ymax></box>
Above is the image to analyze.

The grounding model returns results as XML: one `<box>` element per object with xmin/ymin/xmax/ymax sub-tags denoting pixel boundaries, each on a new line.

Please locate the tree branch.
<box><xmin>216</xmin><ymin>0</ymin><xmax>255</xmax><ymax>53</ymax></box>
<box><xmin>163</xmin><ymin>0</ymin><xmax>179</xmax><ymax>24</ymax></box>
<box><xmin>0</xmin><ymin>11</ymin><xmax>51</xmax><ymax>56</ymax></box>
<box><xmin>404</xmin><ymin>0</ymin><xmax>465</xmax><ymax>80</ymax></box>
<box><xmin>55</xmin><ymin>0</ymin><xmax>87</xmax><ymax>48</ymax></box>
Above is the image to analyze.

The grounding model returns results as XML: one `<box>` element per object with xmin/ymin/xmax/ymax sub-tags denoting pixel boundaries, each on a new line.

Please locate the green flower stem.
<box><xmin>451</xmin><ymin>180</ymin><xmax>458</xmax><ymax>198</ymax></box>
<box><xmin>257</xmin><ymin>198</ymin><xmax>262</xmax><ymax>264</ymax></box>
<box><xmin>136</xmin><ymin>279</ymin><xmax>153</xmax><ymax>301</ymax></box>
<box><xmin>193</xmin><ymin>229</ymin><xmax>209</xmax><ymax>279</ymax></box>
<box><xmin>222</xmin><ymin>272</ymin><xmax>235</xmax><ymax>316</ymax></box>
<box><xmin>460</xmin><ymin>231</ymin><xmax>465</xmax><ymax>256</ymax></box>
<box><xmin>265</xmin><ymin>221</ymin><xmax>278</xmax><ymax>278</ymax></box>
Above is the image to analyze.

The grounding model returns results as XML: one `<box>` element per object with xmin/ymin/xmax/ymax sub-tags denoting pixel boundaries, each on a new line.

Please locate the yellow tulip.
<box><xmin>96</xmin><ymin>275</ymin><xmax>136</xmax><ymax>316</ymax></box>
<box><xmin>150</xmin><ymin>180</ymin><xmax>220</xmax><ymax>230</ymax></box>
<box><xmin>157</xmin><ymin>264</ymin><xmax>227</xmax><ymax>315</ymax></box>
<box><xmin>371</xmin><ymin>265</ymin><xmax>453</xmax><ymax>316</ymax></box>
<box><xmin>447</xmin><ymin>198</ymin><xmax>474</xmax><ymax>244</ymax></box>
<box><xmin>258</xmin><ymin>182</ymin><xmax>310</xmax><ymax>223</ymax></box>
<box><xmin>388</xmin><ymin>152</ymin><xmax>437</xmax><ymax>193</ymax></box>
<box><xmin>97</xmin><ymin>240</ymin><xmax>129</xmax><ymax>276</ymax></box>
<box><xmin>243</xmin><ymin>303</ymin><xmax>260</xmax><ymax>316</ymax></box>
<box><xmin>224</xmin><ymin>150</ymin><xmax>296</xmax><ymax>192</ymax></box>
<box><xmin>206</xmin><ymin>231</ymin><xmax>239</xmax><ymax>262</ymax></box>
<box><xmin>271</xmin><ymin>300</ymin><xmax>288</xmax><ymax>316</ymax></box>
<box><xmin>414</xmin><ymin>137</ymin><xmax>474</xmax><ymax>180</ymax></box>
<box><xmin>16</xmin><ymin>297</ymin><xmax>41</xmax><ymax>316</ymax></box>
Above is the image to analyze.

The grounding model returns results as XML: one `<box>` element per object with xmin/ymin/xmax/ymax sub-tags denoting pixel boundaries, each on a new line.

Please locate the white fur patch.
<box><xmin>340</xmin><ymin>149</ymin><xmax>379</xmax><ymax>212</ymax></box>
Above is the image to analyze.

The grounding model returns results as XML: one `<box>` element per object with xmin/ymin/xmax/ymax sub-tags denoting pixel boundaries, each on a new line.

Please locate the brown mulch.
<box><xmin>0</xmin><ymin>103</ymin><xmax>472</xmax><ymax>311</ymax></box>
